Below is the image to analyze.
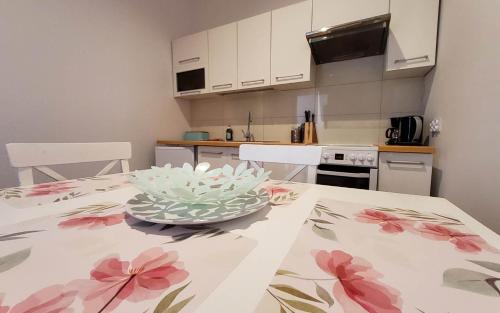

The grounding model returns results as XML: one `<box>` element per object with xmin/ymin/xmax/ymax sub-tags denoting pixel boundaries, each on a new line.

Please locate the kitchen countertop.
<box><xmin>156</xmin><ymin>140</ymin><xmax>307</xmax><ymax>148</ymax></box>
<box><xmin>157</xmin><ymin>140</ymin><xmax>435</xmax><ymax>154</ymax></box>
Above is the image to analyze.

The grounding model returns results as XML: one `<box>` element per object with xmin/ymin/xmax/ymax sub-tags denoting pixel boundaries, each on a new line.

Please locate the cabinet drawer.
<box><xmin>378</xmin><ymin>152</ymin><xmax>433</xmax><ymax>196</ymax></box>
<box><xmin>198</xmin><ymin>147</ymin><xmax>241</xmax><ymax>170</ymax></box>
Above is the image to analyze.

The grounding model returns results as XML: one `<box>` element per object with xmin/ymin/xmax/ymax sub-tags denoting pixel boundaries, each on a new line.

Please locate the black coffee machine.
<box><xmin>386</xmin><ymin>116</ymin><xmax>423</xmax><ymax>145</ymax></box>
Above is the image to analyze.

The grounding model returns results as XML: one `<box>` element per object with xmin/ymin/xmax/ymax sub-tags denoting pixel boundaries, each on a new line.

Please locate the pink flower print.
<box><xmin>265</xmin><ymin>186</ymin><xmax>291</xmax><ymax>198</ymax></box>
<box><xmin>27</xmin><ymin>181</ymin><xmax>75</xmax><ymax>197</ymax></box>
<box><xmin>58</xmin><ymin>213</ymin><xmax>126</xmax><ymax>230</ymax></box>
<box><xmin>9</xmin><ymin>285</ymin><xmax>77</xmax><ymax>313</ymax></box>
<box><xmin>356</xmin><ymin>209</ymin><xmax>414</xmax><ymax>233</ymax></box>
<box><xmin>314</xmin><ymin>250</ymin><xmax>402</xmax><ymax>313</ymax></box>
<box><xmin>0</xmin><ymin>294</ymin><xmax>9</xmax><ymax>313</ymax></box>
<box><xmin>73</xmin><ymin>247</ymin><xmax>189</xmax><ymax>313</ymax></box>
<box><xmin>419</xmin><ymin>223</ymin><xmax>497</xmax><ymax>253</ymax></box>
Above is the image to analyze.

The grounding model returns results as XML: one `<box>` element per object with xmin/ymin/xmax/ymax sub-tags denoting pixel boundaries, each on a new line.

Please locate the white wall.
<box><xmin>424</xmin><ymin>0</ymin><xmax>500</xmax><ymax>233</ymax></box>
<box><xmin>0</xmin><ymin>0</ymin><xmax>193</xmax><ymax>187</ymax></box>
<box><xmin>191</xmin><ymin>57</ymin><xmax>425</xmax><ymax>144</ymax></box>
<box><xmin>189</xmin><ymin>0</ymin><xmax>305</xmax><ymax>32</ymax></box>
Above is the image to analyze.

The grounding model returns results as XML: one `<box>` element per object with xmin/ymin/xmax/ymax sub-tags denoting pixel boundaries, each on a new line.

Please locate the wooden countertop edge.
<box><xmin>157</xmin><ymin>141</ymin><xmax>435</xmax><ymax>154</ymax></box>
<box><xmin>378</xmin><ymin>145</ymin><xmax>435</xmax><ymax>154</ymax></box>
<box><xmin>156</xmin><ymin>140</ymin><xmax>308</xmax><ymax>148</ymax></box>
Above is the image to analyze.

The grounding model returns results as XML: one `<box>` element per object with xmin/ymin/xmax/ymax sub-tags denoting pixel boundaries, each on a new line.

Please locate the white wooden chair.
<box><xmin>239</xmin><ymin>144</ymin><xmax>322</xmax><ymax>184</ymax></box>
<box><xmin>6</xmin><ymin>142</ymin><xmax>132</xmax><ymax>186</ymax></box>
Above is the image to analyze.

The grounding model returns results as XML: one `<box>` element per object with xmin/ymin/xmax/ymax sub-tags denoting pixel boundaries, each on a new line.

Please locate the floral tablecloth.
<box><xmin>0</xmin><ymin>200</ymin><xmax>258</xmax><ymax>313</ymax></box>
<box><xmin>254</xmin><ymin>198</ymin><xmax>500</xmax><ymax>313</ymax></box>
<box><xmin>0</xmin><ymin>174</ymin><xmax>131</xmax><ymax>209</ymax></box>
<box><xmin>0</xmin><ymin>173</ymin><xmax>309</xmax><ymax>313</ymax></box>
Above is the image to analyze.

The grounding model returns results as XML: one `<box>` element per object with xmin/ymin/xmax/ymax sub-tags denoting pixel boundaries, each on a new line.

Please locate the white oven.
<box><xmin>316</xmin><ymin>145</ymin><xmax>378</xmax><ymax>190</ymax></box>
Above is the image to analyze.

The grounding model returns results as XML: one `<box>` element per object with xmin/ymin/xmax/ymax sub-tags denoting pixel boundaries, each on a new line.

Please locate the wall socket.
<box><xmin>429</xmin><ymin>118</ymin><xmax>441</xmax><ymax>136</ymax></box>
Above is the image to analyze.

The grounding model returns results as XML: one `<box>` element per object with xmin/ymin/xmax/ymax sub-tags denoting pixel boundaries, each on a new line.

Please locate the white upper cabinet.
<box><xmin>172</xmin><ymin>31</ymin><xmax>209</xmax><ymax>96</ymax></box>
<box><xmin>312</xmin><ymin>0</ymin><xmax>389</xmax><ymax>30</ymax></box>
<box><xmin>208</xmin><ymin>23</ymin><xmax>238</xmax><ymax>92</ymax></box>
<box><xmin>385</xmin><ymin>0</ymin><xmax>439</xmax><ymax>76</ymax></box>
<box><xmin>271</xmin><ymin>0</ymin><xmax>313</xmax><ymax>87</ymax></box>
<box><xmin>237</xmin><ymin>12</ymin><xmax>271</xmax><ymax>90</ymax></box>
<box><xmin>172</xmin><ymin>31</ymin><xmax>209</xmax><ymax>73</ymax></box>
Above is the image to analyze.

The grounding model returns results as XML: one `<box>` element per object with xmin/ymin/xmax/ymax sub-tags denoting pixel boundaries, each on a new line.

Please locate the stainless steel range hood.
<box><xmin>306</xmin><ymin>14</ymin><xmax>391</xmax><ymax>65</ymax></box>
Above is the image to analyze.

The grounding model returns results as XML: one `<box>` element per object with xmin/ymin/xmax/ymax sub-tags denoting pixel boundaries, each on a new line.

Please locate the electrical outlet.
<box><xmin>429</xmin><ymin>118</ymin><xmax>441</xmax><ymax>136</ymax></box>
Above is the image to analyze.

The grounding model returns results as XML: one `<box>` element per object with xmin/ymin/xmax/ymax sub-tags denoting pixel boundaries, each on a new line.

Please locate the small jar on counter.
<box><xmin>225</xmin><ymin>126</ymin><xmax>233</xmax><ymax>141</ymax></box>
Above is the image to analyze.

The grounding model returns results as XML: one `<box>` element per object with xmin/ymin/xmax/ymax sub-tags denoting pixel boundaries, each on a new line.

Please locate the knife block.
<box><xmin>303</xmin><ymin>122</ymin><xmax>318</xmax><ymax>144</ymax></box>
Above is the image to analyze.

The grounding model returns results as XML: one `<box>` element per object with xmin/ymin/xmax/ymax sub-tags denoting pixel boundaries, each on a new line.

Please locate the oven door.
<box><xmin>316</xmin><ymin>164</ymin><xmax>378</xmax><ymax>190</ymax></box>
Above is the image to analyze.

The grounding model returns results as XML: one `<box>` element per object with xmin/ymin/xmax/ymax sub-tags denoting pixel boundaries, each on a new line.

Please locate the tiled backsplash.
<box><xmin>190</xmin><ymin>56</ymin><xmax>425</xmax><ymax>144</ymax></box>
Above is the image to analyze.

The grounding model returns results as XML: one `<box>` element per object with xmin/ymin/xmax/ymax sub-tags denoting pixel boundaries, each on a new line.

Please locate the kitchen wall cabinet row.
<box><xmin>172</xmin><ymin>0</ymin><xmax>439</xmax><ymax>98</ymax></box>
<box><xmin>173</xmin><ymin>0</ymin><xmax>313</xmax><ymax>98</ymax></box>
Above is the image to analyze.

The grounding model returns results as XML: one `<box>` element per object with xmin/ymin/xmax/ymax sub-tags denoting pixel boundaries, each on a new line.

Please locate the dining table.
<box><xmin>1</xmin><ymin>171</ymin><xmax>499</xmax><ymax>313</ymax></box>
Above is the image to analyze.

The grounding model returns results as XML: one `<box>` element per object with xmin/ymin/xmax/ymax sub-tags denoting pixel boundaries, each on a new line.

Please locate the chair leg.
<box><xmin>121</xmin><ymin>160</ymin><xmax>130</xmax><ymax>173</ymax></box>
<box><xmin>18</xmin><ymin>167</ymin><xmax>34</xmax><ymax>186</ymax></box>
<box><xmin>306</xmin><ymin>165</ymin><xmax>317</xmax><ymax>184</ymax></box>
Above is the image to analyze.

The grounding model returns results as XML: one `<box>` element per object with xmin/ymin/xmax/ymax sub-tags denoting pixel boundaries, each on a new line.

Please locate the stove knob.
<box><xmin>323</xmin><ymin>153</ymin><xmax>331</xmax><ymax>160</ymax></box>
<box><xmin>357</xmin><ymin>154</ymin><xmax>366</xmax><ymax>161</ymax></box>
<box><xmin>349</xmin><ymin>154</ymin><xmax>356</xmax><ymax>162</ymax></box>
<box><xmin>367</xmin><ymin>154</ymin><xmax>375</xmax><ymax>162</ymax></box>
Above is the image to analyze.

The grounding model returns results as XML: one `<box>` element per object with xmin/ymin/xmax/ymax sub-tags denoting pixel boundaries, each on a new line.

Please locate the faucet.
<box><xmin>241</xmin><ymin>111</ymin><xmax>255</xmax><ymax>142</ymax></box>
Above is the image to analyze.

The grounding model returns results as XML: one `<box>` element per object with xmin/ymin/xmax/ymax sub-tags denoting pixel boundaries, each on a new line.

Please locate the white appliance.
<box><xmin>316</xmin><ymin>145</ymin><xmax>379</xmax><ymax>190</ymax></box>
<box><xmin>155</xmin><ymin>146</ymin><xmax>195</xmax><ymax>167</ymax></box>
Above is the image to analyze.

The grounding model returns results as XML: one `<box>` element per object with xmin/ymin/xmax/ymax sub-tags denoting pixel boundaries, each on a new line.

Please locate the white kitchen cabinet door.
<box><xmin>385</xmin><ymin>0</ymin><xmax>439</xmax><ymax>75</ymax></box>
<box><xmin>155</xmin><ymin>146</ymin><xmax>194</xmax><ymax>168</ymax></box>
<box><xmin>198</xmin><ymin>147</ymin><xmax>242</xmax><ymax>169</ymax></box>
<box><xmin>271</xmin><ymin>0</ymin><xmax>313</xmax><ymax>87</ymax></box>
<box><xmin>198</xmin><ymin>147</ymin><xmax>227</xmax><ymax>169</ymax></box>
<box><xmin>237</xmin><ymin>12</ymin><xmax>271</xmax><ymax>90</ymax></box>
<box><xmin>172</xmin><ymin>31</ymin><xmax>209</xmax><ymax>73</ymax></box>
<box><xmin>312</xmin><ymin>0</ymin><xmax>389</xmax><ymax>30</ymax></box>
<box><xmin>378</xmin><ymin>152</ymin><xmax>433</xmax><ymax>196</ymax></box>
<box><xmin>208</xmin><ymin>23</ymin><xmax>238</xmax><ymax>92</ymax></box>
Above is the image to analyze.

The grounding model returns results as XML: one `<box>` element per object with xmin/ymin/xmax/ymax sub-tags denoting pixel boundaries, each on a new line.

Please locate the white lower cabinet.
<box><xmin>197</xmin><ymin>147</ymin><xmax>242</xmax><ymax>169</ymax></box>
<box><xmin>378</xmin><ymin>152</ymin><xmax>433</xmax><ymax>196</ymax></box>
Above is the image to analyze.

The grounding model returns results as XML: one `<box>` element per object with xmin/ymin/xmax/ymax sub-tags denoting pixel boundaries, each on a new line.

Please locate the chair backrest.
<box><xmin>239</xmin><ymin>144</ymin><xmax>322</xmax><ymax>183</ymax></box>
<box><xmin>6</xmin><ymin>142</ymin><xmax>132</xmax><ymax>186</ymax></box>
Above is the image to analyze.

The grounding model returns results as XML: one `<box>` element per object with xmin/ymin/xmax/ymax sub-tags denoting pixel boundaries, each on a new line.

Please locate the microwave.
<box><xmin>176</xmin><ymin>68</ymin><xmax>206</xmax><ymax>96</ymax></box>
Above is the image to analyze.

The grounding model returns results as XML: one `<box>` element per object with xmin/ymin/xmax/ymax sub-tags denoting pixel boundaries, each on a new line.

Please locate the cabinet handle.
<box><xmin>178</xmin><ymin>57</ymin><xmax>200</xmax><ymax>64</ymax></box>
<box><xmin>212</xmin><ymin>83</ymin><xmax>232</xmax><ymax>90</ymax></box>
<box><xmin>200</xmin><ymin>151</ymin><xmax>223</xmax><ymax>156</ymax></box>
<box><xmin>241</xmin><ymin>79</ymin><xmax>265</xmax><ymax>86</ymax></box>
<box><xmin>394</xmin><ymin>55</ymin><xmax>429</xmax><ymax>64</ymax></box>
<box><xmin>276</xmin><ymin>73</ymin><xmax>304</xmax><ymax>82</ymax></box>
<box><xmin>179</xmin><ymin>90</ymin><xmax>201</xmax><ymax>95</ymax></box>
<box><xmin>386</xmin><ymin>160</ymin><xmax>425</xmax><ymax>166</ymax></box>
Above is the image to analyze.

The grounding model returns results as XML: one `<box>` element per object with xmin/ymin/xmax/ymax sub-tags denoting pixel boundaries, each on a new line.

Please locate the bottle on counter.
<box><xmin>225</xmin><ymin>126</ymin><xmax>233</xmax><ymax>141</ymax></box>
